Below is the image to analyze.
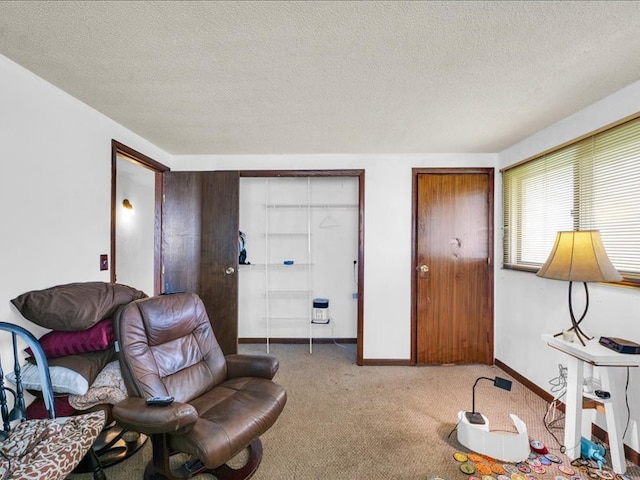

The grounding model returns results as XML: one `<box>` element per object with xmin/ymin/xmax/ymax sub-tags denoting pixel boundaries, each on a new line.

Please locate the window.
<box><xmin>503</xmin><ymin>116</ymin><xmax>640</xmax><ymax>286</ymax></box>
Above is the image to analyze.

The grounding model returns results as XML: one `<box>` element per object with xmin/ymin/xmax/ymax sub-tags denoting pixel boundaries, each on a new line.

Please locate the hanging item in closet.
<box><xmin>238</xmin><ymin>231</ymin><xmax>250</xmax><ymax>265</ymax></box>
<box><xmin>319</xmin><ymin>213</ymin><xmax>339</xmax><ymax>228</ymax></box>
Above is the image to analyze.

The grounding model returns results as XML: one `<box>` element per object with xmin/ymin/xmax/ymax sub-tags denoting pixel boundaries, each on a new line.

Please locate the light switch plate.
<box><xmin>100</xmin><ymin>254</ymin><xmax>108</xmax><ymax>271</ymax></box>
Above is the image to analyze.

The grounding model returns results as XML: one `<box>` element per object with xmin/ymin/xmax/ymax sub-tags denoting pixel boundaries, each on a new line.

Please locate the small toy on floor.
<box><xmin>581</xmin><ymin>436</ymin><xmax>606</xmax><ymax>470</ymax></box>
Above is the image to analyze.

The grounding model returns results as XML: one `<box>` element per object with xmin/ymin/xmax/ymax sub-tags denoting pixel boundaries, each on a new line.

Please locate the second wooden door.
<box><xmin>414</xmin><ymin>169</ymin><xmax>494</xmax><ymax>365</ymax></box>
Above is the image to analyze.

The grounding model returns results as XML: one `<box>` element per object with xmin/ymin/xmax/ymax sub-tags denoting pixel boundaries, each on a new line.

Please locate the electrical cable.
<box><xmin>352</xmin><ymin>260</ymin><xmax>358</xmax><ymax>297</ymax></box>
<box><xmin>329</xmin><ymin>259</ymin><xmax>358</xmax><ymax>351</ymax></box>
<box><xmin>543</xmin><ymin>363</ymin><xmax>568</xmax><ymax>451</ymax></box>
<box><xmin>623</xmin><ymin>366</ymin><xmax>631</xmax><ymax>439</ymax></box>
<box><xmin>447</xmin><ymin>419</ymin><xmax>461</xmax><ymax>440</ymax></box>
<box><xmin>332</xmin><ymin>339</ymin><xmax>347</xmax><ymax>349</ymax></box>
<box><xmin>543</xmin><ymin>405</ymin><xmax>566</xmax><ymax>451</ymax></box>
<box><xmin>548</xmin><ymin>363</ymin><xmax>568</xmax><ymax>395</ymax></box>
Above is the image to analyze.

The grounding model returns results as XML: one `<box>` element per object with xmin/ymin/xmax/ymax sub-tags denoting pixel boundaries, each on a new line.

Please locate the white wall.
<box><xmin>172</xmin><ymin>154</ymin><xmax>497</xmax><ymax>360</ymax></box>
<box><xmin>497</xmin><ymin>80</ymin><xmax>640</xmax><ymax>452</ymax></box>
<box><xmin>0</xmin><ymin>54</ymin><xmax>170</xmax><ymax>343</ymax></box>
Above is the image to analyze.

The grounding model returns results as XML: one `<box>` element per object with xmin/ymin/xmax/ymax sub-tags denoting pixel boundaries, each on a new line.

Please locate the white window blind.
<box><xmin>503</xmin><ymin>116</ymin><xmax>640</xmax><ymax>284</ymax></box>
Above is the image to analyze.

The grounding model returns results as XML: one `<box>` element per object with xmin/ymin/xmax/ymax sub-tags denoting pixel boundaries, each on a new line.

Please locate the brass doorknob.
<box><xmin>225</xmin><ymin>267</ymin><xmax>235</xmax><ymax>275</ymax></box>
<box><xmin>418</xmin><ymin>265</ymin><xmax>429</xmax><ymax>273</ymax></box>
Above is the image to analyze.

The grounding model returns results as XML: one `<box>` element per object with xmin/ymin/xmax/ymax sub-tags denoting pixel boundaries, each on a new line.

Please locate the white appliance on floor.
<box><xmin>456</xmin><ymin>411</ymin><xmax>530</xmax><ymax>463</ymax></box>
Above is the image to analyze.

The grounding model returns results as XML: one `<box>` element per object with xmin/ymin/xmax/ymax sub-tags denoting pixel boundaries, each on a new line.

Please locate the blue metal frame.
<box><xmin>0</xmin><ymin>321</ymin><xmax>55</xmax><ymax>439</ymax></box>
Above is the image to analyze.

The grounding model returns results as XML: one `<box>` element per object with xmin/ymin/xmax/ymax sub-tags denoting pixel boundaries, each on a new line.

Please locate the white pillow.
<box><xmin>6</xmin><ymin>362</ymin><xmax>89</xmax><ymax>395</ymax></box>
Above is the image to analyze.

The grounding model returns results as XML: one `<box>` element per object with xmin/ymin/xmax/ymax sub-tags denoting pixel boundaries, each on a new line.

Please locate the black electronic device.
<box><xmin>146</xmin><ymin>395</ymin><xmax>175</xmax><ymax>406</ymax></box>
<box><xmin>599</xmin><ymin>336</ymin><xmax>640</xmax><ymax>354</ymax></box>
<box><xmin>594</xmin><ymin>390</ymin><xmax>610</xmax><ymax>399</ymax></box>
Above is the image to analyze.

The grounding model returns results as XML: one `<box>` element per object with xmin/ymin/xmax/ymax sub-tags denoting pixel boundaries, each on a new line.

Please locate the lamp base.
<box><xmin>554</xmin><ymin>326</ymin><xmax>591</xmax><ymax>346</ymax></box>
<box><xmin>464</xmin><ymin>411</ymin><xmax>486</xmax><ymax>425</ymax></box>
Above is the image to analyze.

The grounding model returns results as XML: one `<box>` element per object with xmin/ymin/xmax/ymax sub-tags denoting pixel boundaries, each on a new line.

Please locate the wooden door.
<box><xmin>163</xmin><ymin>171</ymin><xmax>240</xmax><ymax>355</ymax></box>
<box><xmin>414</xmin><ymin>169</ymin><xmax>493</xmax><ymax>365</ymax></box>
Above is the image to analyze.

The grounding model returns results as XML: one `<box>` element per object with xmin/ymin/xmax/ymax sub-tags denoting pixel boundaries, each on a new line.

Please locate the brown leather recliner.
<box><xmin>111</xmin><ymin>292</ymin><xmax>287</xmax><ymax>480</ymax></box>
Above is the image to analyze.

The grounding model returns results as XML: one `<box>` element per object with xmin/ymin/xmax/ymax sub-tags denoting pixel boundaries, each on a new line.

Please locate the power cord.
<box><xmin>543</xmin><ymin>363</ymin><xmax>567</xmax><ymax>451</ymax></box>
<box><xmin>352</xmin><ymin>260</ymin><xmax>358</xmax><ymax>299</ymax></box>
<box><xmin>332</xmin><ymin>338</ymin><xmax>347</xmax><ymax>349</ymax></box>
<box><xmin>623</xmin><ymin>367</ymin><xmax>631</xmax><ymax>439</ymax></box>
<box><xmin>447</xmin><ymin>419</ymin><xmax>461</xmax><ymax>439</ymax></box>
<box><xmin>549</xmin><ymin>363</ymin><xmax>568</xmax><ymax>395</ymax></box>
<box><xmin>327</xmin><ymin>259</ymin><xmax>358</xmax><ymax>351</ymax></box>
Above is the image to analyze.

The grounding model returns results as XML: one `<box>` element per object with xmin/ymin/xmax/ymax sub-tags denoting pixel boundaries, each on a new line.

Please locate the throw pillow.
<box><xmin>11</xmin><ymin>281</ymin><xmax>147</xmax><ymax>331</ymax></box>
<box><xmin>7</xmin><ymin>362</ymin><xmax>89</xmax><ymax>395</ymax></box>
<box><xmin>14</xmin><ymin>349</ymin><xmax>115</xmax><ymax>395</ymax></box>
<box><xmin>25</xmin><ymin>317</ymin><xmax>115</xmax><ymax>358</ymax></box>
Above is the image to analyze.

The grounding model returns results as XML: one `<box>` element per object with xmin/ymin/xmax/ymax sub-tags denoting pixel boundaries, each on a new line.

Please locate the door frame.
<box><xmin>240</xmin><ymin>169</ymin><xmax>365</xmax><ymax>366</ymax></box>
<box><xmin>110</xmin><ymin>140</ymin><xmax>170</xmax><ymax>295</ymax></box>
<box><xmin>410</xmin><ymin>167</ymin><xmax>494</xmax><ymax>365</ymax></box>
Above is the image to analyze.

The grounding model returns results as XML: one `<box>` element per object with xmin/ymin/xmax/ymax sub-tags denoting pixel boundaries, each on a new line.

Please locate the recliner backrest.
<box><xmin>116</xmin><ymin>292</ymin><xmax>227</xmax><ymax>403</ymax></box>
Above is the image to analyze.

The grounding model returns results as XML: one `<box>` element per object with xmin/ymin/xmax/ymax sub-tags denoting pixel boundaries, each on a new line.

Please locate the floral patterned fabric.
<box><xmin>0</xmin><ymin>410</ymin><xmax>105</xmax><ymax>480</ymax></box>
<box><xmin>69</xmin><ymin>360</ymin><xmax>128</xmax><ymax>410</ymax></box>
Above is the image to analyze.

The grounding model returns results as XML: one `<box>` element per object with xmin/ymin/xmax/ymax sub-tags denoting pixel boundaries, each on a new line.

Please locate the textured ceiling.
<box><xmin>1</xmin><ymin>1</ymin><xmax>640</xmax><ymax>155</ymax></box>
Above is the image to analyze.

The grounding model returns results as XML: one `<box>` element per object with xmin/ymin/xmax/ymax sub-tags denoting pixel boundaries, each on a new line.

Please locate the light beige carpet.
<box><xmin>68</xmin><ymin>343</ymin><xmax>640</xmax><ymax>479</ymax></box>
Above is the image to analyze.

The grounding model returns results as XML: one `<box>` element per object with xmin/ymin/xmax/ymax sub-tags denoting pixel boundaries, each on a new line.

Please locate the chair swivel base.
<box><xmin>74</xmin><ymin>422</ymin><xmax>148</xmax><ymax>478</ymax></box>
<box><xmin>143</xmin><ymin>435</ymin><xmax>263</xmax><ymax>480</ymax></box>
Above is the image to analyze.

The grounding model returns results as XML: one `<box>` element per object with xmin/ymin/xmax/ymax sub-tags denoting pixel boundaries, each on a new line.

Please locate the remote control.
<box><xmin>146</xmin><ymin>395</ymin><xmax>175</xmax><ymax>406</ymax></box>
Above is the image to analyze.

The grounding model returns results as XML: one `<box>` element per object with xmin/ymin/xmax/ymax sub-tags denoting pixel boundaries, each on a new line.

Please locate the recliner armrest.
<box><xmin>112</xmin><ymin>397</ymin><xmax>198</xmax><ymax>435</ymax></box>
<box><xmin>226</xmin><ymin>354</ymin><xmax>279</xmax><ymax>380</ymax></box>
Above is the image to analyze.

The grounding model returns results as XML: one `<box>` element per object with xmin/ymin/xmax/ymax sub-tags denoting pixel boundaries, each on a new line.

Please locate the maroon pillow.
<box><xmin>25</xmin><ymin>318</ymin><xmax>115</xmax><ymax>359</ymax></box>
<box><xmin>11</xmin><ymin>282</ymin><xmax>147</xmax><ymax>331</ymax></box>
<box><xmin>26</xmin><ymin>396</ymin><xmax>78</xmax><ymax>420</ymax></box>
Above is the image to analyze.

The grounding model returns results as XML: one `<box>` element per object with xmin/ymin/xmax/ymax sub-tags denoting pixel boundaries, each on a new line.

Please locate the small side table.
<box><xmin>542</xmin><ymin>334</ymin><xmax>640</xmax><ymax>474</ymax></box>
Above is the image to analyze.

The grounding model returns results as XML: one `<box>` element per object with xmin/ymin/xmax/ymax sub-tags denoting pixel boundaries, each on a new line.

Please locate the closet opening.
<box><xmin>238</xmin><ymin>170</ymin><xmax>364</xmax><ymax>365</ymax></box>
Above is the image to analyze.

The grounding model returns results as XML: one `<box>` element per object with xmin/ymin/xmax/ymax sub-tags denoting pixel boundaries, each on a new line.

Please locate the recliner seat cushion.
<box><xmin>172</xmin><ymin>376</ymin><xmax>287</xmax><ymax>468</ymax></box>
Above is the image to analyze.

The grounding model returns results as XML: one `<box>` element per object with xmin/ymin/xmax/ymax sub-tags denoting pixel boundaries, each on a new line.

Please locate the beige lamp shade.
<box><xmin>536</xmin><ymin>230</ymin><xmax>622</xmax><ymax>282</ymax></box>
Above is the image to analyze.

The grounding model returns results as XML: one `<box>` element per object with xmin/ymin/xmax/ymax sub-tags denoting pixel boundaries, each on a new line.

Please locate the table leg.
<box><xmin>600</xmin><ymin>367</ymin><xmax>627</xmax><ymax>474</ymax></box>
<box><xmin>564</xmin><ymin>355</ymin><xmax>584</xmax><ymax>459</ymax></box>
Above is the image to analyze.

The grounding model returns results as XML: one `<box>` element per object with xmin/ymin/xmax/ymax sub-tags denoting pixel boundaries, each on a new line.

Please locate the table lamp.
<box><xmin>536</xmin><ymin>230</ymin><xmax>622</xmax><ymax>346</ymax></box>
